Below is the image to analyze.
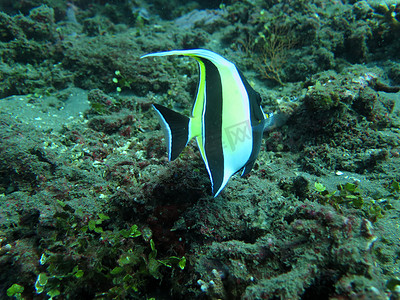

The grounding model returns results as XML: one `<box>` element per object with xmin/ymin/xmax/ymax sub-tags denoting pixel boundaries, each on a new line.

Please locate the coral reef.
<box><xmin>0</xmin><ymin>0</ymin><xmax>400</xmax><ymax>299</ymax></box>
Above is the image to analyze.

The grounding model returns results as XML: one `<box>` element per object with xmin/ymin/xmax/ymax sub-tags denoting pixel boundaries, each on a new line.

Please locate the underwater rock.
<box><xmin>175</xmin><ymin>9</ymin><xmax>227</xmax><ymax>32</ymax></box>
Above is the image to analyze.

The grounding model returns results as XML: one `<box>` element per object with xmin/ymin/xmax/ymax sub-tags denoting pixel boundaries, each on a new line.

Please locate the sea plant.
<box><xmin>6</xmin><ymin>284</ymin><xmax>24</xmax><ymax>300</ymax></box>
<box><xmin>32</xmin><ymin>200</ymin><xmax>186</xmax><ymax>298</ymax></box>
<box><xmin>313</xmin><ymin>181</ymin><xmax>392</xmax><ymax>221</ymax></box>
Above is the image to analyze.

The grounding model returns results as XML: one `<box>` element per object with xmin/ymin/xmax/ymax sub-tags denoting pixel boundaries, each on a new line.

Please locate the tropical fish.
<box><xmin>141</xmin><ymin>49</ymin><xmax>279</xmax><ymax>197</ymax></box>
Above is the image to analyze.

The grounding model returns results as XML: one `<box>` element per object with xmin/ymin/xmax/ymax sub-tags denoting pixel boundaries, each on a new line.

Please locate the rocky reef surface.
<box><xmin>0</xmin><ymin>0</ymin><xmax>400</xmax><ymax>299</ymax></box>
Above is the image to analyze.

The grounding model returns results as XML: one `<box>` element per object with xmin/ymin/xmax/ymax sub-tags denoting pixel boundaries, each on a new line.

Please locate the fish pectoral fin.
<box><xmin>153</xmin><ymin>104</ymin><xmax>190</xmax><ymax>161</ymax></box>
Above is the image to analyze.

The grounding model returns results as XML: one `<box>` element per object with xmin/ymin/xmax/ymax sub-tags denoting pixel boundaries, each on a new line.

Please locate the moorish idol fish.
<box><xmin>141</xmin><ymin>49</ymin><xmax>280</xmax><ymax>197</ymax></box>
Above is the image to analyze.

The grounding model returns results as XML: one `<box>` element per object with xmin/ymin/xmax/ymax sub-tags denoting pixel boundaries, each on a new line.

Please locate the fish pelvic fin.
<box><xmin>152</xmin><ymin>104</ymin><xmax>190</xmax><ymax>161</ymax></box>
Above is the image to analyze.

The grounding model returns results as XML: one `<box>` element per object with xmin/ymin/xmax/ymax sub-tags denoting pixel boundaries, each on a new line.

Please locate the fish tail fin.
<box><xmin>152</xmin><ymin>104</ymin><xmax>190</xmax><ymax>161</ymax></box>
